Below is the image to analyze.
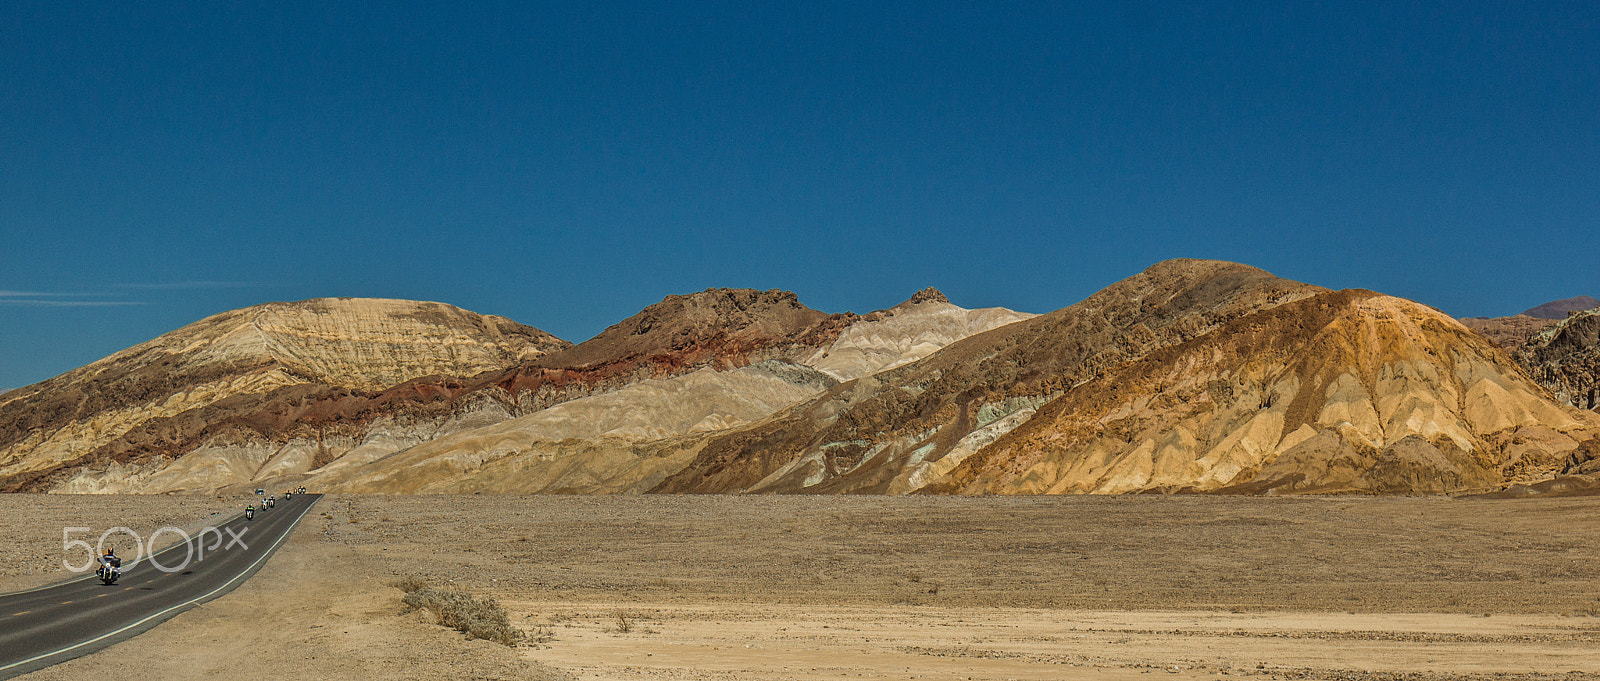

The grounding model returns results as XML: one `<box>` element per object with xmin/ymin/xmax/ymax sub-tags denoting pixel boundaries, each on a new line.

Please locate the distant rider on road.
<box><xmin>97</xmin><ymin>548</ymin><xmax>120</xmax><ymax>576</ymax></box>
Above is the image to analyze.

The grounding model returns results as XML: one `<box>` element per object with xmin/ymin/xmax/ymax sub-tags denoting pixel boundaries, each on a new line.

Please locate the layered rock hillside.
<box><xmin>8</xmin><ymin>264</ymin><xmax>1593</xmax><ymax>497</ymax></box>
<box><xmin>1515</xmin><ymin>309</ymin><xmax>1600</xmax><ymax>412</ymax></box>
<box><xmin>238</xmin><ymin>292</ymin><xmax>1035</xmax><ymax>495</ymax></box>
<box><xmin>0</xmin><ymin>298</ymin><xmax>569</xmax><ymax>492</ymax></box>
<box><xmin>1460</xmin><ymin>296</ymin><xmax>1599</xmax><ymax>353</ymax></box>
<box><xmin>1459</xmin><ymin>297</ymin><xmax>1598</xmax><ymax>414</ymax></box>
<box><xmin>4</xmin><ymin>289</ymin><xmax>1032</xmax><ymax>493</ymax></box>
<box><xmin>654</xmin><ymin>262</ymin><xmax>1600</xmax><ymax>497</ymax></box>
<box><xmin>1459</xmin><ymin>315</ymin><xmax>1558</xmax><ymax>354</ymax></box>
<box><xmin>298</xmin><ymin>362</ymin><xmax>840</xmax><ymax>495</ymax></box>
<box><xmin>926</xmin><ymin>291</ymin><xmax>1600</xmax><ymax>496</ymax></box>
<box><xmin>653</xmin><ymin>259</ymin><xmax>1326</xmax><ymax>494</ymax></box>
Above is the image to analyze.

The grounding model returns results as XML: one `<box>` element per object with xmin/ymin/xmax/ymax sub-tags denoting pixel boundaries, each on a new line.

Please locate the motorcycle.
<box><xmin>97</xmin><ymin>558</ymin><xmax>121</xmax><ymax>585</ymax></box>
<box><xmin>266</xmin><ymin>496</ymin><xmax>275</xmax><ymax>509</ymax></box>
<box><xmin>245</xmin><ymin>505</ymin><xmax>255</xmax><ymax>521</ymax></box>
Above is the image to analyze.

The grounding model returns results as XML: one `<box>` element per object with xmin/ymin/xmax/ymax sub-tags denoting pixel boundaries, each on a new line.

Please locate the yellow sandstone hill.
<box><xmin>924</xmin><ymin>290</ymin><xmax>1600</xmax><ymax>495</ymax></box>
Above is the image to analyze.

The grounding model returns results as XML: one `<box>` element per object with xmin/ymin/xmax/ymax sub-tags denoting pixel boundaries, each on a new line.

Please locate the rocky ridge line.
<box><xmin>13</xmin><ymin>288</ymin><xmax>1034</xmax><ymax>493</ymax></box>
<box><xmin>652</xmin><ymin>259</ymin><xmax>1327</xmax><ymax>494</ymax></box>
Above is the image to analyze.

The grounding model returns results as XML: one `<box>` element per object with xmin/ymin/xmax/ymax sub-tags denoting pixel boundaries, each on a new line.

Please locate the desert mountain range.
<box><xmin>0</xmin><ymin>289</ymin><xmax>1031</xmax><ymax>493</ymax></box>
<box><xmin>3</xmin><ymin>260</ymin><xmax>1597</xmax><ymax>496</ymax></box>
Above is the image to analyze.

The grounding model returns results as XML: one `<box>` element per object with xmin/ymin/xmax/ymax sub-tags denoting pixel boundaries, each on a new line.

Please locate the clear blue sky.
<box><xmin>3</xmin><ymin>2</ymin><xmax>1597</xmax><ymax>389</ymax></box>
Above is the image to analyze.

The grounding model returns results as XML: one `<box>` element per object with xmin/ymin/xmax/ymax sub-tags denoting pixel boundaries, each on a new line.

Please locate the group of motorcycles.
<box><xmin>244</xmin><ymin>486</ymin><xmax>307</xmax><ymax>521</ymax></box>
<box><xmin>94</xmin><ymin>486</ymin><xmax>311</xmax><ymax>586</ymax></box>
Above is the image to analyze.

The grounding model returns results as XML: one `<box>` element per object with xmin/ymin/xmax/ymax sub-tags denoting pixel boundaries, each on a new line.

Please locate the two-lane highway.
<box><xmin>0</xmin><ymin>493</ymin><xmax>321</xmax><ymax>679</ymax></box>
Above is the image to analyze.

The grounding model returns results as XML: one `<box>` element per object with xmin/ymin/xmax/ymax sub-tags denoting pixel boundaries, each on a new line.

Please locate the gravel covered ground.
<box><xmin>6</xmin><ymin>493</ymin><xmax>1600</xmax><ymax>680</ymax></box>
<box><xmin>0</xmin><ymin>493</ymin><xmax>240</xmax><ymax>592</ymax></box>
<box><xmin>329</xmin><ymin>494</ymin><xmax>1600</xmax><ymax>614</ymax></box>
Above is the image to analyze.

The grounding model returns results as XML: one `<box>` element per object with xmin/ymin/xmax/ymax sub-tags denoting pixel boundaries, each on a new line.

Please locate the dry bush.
<box><xmin>402</xmin><ymin>587</ymin><xmax>524</xmax><ymax>646</ymax></box>
<box><xmin>612</xmin><ymin>610</ymin><xmax>633</xmax><ymax>634</ymax></box>
<box><xmin>525</xmin><ymin>623</ymin><xmax>555</xmax><ymax>645</ymax></box>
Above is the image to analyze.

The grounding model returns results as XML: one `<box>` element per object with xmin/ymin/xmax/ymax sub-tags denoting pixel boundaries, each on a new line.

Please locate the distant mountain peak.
<box><xmin>589</xmin><ymin>288</ymin><xmax>819</xmax><ymax>339</ymax></box>
<box><xmin>667</xmin><ymin>287</ymin><xmax>802</xmax><ymax>306</ymax></box>
<box><xmin>903</xmin><ymin>287</ymin><xmax>949</xmax><ymax>306</ymax></box>
<box><xmin>1522</xmin><ymin>296</ymin><xmax>1600</xmax><ymax>320</ymax></box>
<box><xmin>1140</xmin><ymin>258</ymin><xmax>1265</xmax><ymax>277</ymax></box>
<box><xmin>534</xmin><ymin>287</ymin><xmax>837</xmax><ymax>370</ymax></box>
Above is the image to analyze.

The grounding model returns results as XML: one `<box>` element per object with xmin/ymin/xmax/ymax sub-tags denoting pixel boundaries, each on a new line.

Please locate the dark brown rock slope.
<box><xmin>1515</xmin><ymin>308</ymin><xmax>1600</xmax><ymax>411</ymax></box>
<box><xmin>1459</xmin><ymin>298</ymin><xmax>1600</xmax><ymax>414</ymax></box>
<box><xmin>1459</xmin><ymin>315</ymin><xmax>1558</xmax><ymax>354</ymax></box>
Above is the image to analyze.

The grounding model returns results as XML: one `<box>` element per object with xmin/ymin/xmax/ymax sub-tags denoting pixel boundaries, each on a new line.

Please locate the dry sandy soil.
<box><xmin>6</xmin><ymin>494</ymin><xmax>1600</xmax><ymax>681</ymax></box>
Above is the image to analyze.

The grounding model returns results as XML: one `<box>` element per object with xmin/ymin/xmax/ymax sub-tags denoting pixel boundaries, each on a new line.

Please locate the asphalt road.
<box><xmin>0</xmin><ymin>493</ymin><xmax>320</xmax><ymax>679</ymax></box>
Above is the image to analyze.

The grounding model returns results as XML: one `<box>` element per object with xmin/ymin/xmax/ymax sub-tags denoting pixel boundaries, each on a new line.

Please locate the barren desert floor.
<box><xmin>6</xmin><ymin>494</ymin><xmax>1600</xmax><ymax>680</ymax></box>
<box><xmin>0</xmin><ymin>493</ymin><xmax>240</xmax><ymax>592</ymax></box>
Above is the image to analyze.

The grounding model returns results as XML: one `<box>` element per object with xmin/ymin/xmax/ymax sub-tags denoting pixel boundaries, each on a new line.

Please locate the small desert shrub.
<box><xmin>526</xmin><ymin>623</ymin><xmax>556</xmax><ymax>645</ymax></box>
<box><xmin>403</xmin><ymin>587</ymin><xmax>524</xmax><ymax>646</ymax></box>
<box><xmin>612</xmin><ymin>610</ymin><xmax>633</xmax><ymax>634</ymax></box>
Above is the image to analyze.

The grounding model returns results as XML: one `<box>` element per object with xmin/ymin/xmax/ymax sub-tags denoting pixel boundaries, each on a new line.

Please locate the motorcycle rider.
<box><xmin>97</xmin><ymin>548</ymin><xmax>120</xmax><ymax>577</ymax></box>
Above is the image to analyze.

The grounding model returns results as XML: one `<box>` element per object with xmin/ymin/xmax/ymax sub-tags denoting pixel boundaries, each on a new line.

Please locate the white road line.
<box><xmin>0</xmin><ymin>498</ymin><xmax>318</xmax><ymax>675</ymax></box>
